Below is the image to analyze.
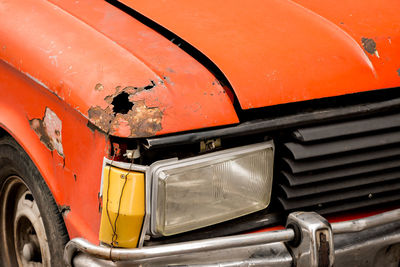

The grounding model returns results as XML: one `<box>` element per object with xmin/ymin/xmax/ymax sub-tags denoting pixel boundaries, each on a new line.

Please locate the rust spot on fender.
<box><xmin>88</xmin><ymin>81</ymin><xmax>162</xmax><ymax>137</ymax></box>
<box><xmin>361</xmin><ymin>37</ymin><xmax>379</xmax><ymax>57</ymax></box>
<box><xmin>87</xmin><ymin>106</ymin><xmax>114</xmax><ymax>132</ymax></box>
<box><xmin>95</xmin><ymin>83</ymin><xmax>104</xmax><ymax>91</ymax></box>
<box><xmin>29</xmin><ymin>108</ymin><xmax>64</xmax><ymax>157</ymax></box>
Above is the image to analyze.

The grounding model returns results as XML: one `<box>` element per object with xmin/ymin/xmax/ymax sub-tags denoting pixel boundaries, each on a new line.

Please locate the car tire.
<box><xmin>0</xmin><ymin>136</ymin><xmax>69</xmax><ymax>266</ymax></box>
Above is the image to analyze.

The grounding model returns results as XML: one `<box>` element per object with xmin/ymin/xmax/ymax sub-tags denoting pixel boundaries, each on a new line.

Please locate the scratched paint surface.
<box><xmin>0</xmin><ymin>0</ymin><xmax>238</xmax><ymax>138</ymax></box>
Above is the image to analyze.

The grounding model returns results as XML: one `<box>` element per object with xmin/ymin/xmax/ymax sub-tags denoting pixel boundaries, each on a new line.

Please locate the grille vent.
<box><xmin>276</xmin><ymin>111</ymin><xmax>400</xmax><ymax>214</ymax></box>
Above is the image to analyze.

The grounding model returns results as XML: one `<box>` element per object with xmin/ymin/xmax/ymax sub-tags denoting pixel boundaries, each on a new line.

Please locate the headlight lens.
<box><xmin>151</xmin><ymin>141</ymin><xmax>274</xmax><ymax>236</ymax></box>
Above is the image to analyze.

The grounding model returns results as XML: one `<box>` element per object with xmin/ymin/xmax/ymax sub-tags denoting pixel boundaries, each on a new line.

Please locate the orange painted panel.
<box><xmin>0</xmin><ymin>0</ymin><xmax>238</xmax><ymax>138</ymax></box>
<box><xmin>120</xmin><ymin>0</ymin><xmax>400</xmax><ymax>109</ymax></box>
<box><xmin>0</xmin><ymin>61</ymin><xmax>107</xmax><ymax>244</ymax></box>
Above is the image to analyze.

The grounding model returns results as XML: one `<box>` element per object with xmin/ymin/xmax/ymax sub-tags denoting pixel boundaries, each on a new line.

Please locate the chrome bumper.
<box><xmin>64</xmin><ymin>208</ymin><xmax>400</xmax><ymax>267</ymax></box>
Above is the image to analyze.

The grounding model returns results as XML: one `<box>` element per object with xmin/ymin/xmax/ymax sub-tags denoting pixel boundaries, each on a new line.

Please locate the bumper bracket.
<box><xmin>286</xmin><ymin>211</ymin><xmax>334</xmax><ymax>267</ymax></box>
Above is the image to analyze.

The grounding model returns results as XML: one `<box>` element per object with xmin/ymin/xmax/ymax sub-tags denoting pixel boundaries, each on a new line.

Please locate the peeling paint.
<box><xmin>88</xmin><ymin>82</ymin><xmax>163</xmax><ymax>137</ymax></box>
<box><xmin>361</xmin><ymin>37</ymin><xmax>379</xmax><ymax>57</ymax></box>
<box><xmin>144</xmin><ymin>80</ymin><xmax>156</xmax><ymax>90</ymax></box>
<box><xmin>30</xmin><ymin>108</ymin><xmax>64</xmax><ymax>157</ymax></box>
<box><xmin>88</xmin><ymin>101</ymin><xmax>162</xmax><ymax>137</ymax></box>
<box><xmin>59</xmin><ymin>205</ymin><xmax>71</xmax><ymax>217</ymax></box>
<box><xmin>95</xmin><ymin>83</ymin><xmax>104</xmax><ymax>91</ymax></box>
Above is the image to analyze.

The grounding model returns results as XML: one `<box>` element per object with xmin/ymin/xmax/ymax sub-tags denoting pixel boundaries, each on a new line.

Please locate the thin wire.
<box><xmin>105</xmin><ymin>155</ymin><xmax>115</xmax><ymax>240</ymax></box>
<box><xmin>105</xmin><ymin>157</ymin><xmax>134</xmax><ymax>260</ymax></box>
<box><xmin>111</xmin><ymin>159</ymin><xmax>133</xmax><ymax>246</ymax></box>
<box><xmin>104</xmin><ymin>154</ymin><xmax>116</xmax><ymax>261</ymax></box>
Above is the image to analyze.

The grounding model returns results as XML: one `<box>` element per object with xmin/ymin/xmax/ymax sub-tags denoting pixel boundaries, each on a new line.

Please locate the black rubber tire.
<box><xmin>0</xmin><ymin>136</ymin><xmax>69</xmax><ymax>266</ymax></box>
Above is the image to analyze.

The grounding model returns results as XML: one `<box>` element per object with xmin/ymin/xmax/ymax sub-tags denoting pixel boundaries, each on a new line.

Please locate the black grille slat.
<box><xmin>280</xmin><ymin>169</ymin><xmax>400</xmax><ymax>198</ymax></box>
<box><xmin>276</xmin><ymin>108</ymin><xmax>400</xmax><ymax>214</ymax></box>
<box><xmin>317</xmin><ymin>192</ymin><xmax>400</xmax><ymax>215</ymax></box>
<box><xmin>282</xmin><ymin>145</ymin><xmax>400</xmax><ymax>174</ymax></box>
<box><xmin>284</xmin><ymin>130</ymin><xmax>400</xmax><ymax>160</ymax></box>
<box><xmin>278</xmin><ymin>180</ymin><xmax>400</xmax><ymax>210</ymax></box>
<box><xmin>293</xmin><ymin>112</ymin><xmax>400</xmax><ymax>142</ymax></box>
<box><xmin>282</xmin><ymin>156</ymin><xmax>400</xmax><ymax>186</ymax></box>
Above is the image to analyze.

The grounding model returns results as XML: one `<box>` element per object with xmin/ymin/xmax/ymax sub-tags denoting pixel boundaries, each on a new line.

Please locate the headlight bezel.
<box><xmin>149</xmin><ymin>140</ymin><xmax>274</xmax><ymax>236</ymax></box>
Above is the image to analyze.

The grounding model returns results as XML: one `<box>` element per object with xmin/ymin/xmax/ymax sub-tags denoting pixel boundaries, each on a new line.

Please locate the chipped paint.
<box><xmin>59</xmin><ymin>205</ymin><xmax>71</xmax><ymax>217</ymax></box>
<box><xmin>30</xmin><ymin>108</ymin><xmax>64</xmax><ymax>156</ymax></box>
<box><xmin>95</xmin><ymin>83</ymin><xmax>104</xmax><ymax>91</ymax></box>
<box><xmin>88</xmin><ymin>82</ymin><xmax>163</xmax><ymax>137</ymax></box>
<box><xmin>361</xmin><ymin>37</ymin><xmax>379</xmax><ymax>57</ymax></box>
<box><xmin>24</xmin><ymin>72</ymin><xmax>49</xmax><ymax>90</ymax></box>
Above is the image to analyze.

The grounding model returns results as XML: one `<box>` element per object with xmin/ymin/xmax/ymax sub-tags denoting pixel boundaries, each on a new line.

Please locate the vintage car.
<box><xmin>1</xmin><ymin>0</ymin><xmax>400</xmax><ymax>266</ymax></box>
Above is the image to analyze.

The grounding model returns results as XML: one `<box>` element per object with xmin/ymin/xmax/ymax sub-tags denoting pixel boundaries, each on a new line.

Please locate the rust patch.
<box><xmin>88</xmin><ymin>82</ymin><xmax>163</xmax><ymax>137</ymax></box>
<box><xmin>361</xmin><ymin>37</ymin><xmax>379</xmax><ymax>57</ymax></box>
<box><xmin>30</xmin><ymin>108</ymin><xmax>64</xmax><ymax>157</ymax></box>
<box><xmin>87</xmin><ymin>106</ymin><xmax>114</xmax><ymax>132</ymax></box>
<box><xmin>397</xmin><ymin>68</ymin><xmax>400</xmax><ymax>76</ymax></box>
<box><xmin>95</xmin><ymin>83</ymin><xmax>104</xmax><ymax>91</ymax></box>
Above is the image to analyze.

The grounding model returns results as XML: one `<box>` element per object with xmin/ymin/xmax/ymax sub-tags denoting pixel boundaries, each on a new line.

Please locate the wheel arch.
<box><xmin>0</xmin><ymin>61</ymin><xmax>108</xmax><ymax>244</ymax></box>
<box><xmin>0</xmin><ymin>62</ymin><xmax>66</xmax><ymax>209</ymax></box>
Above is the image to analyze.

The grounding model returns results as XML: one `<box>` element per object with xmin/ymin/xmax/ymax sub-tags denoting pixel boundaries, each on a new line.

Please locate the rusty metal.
<box><xmin>2</xmin><ymin>0</ymin><xmax>400</xmax><ymax>258</ymax></box>
<box><xmin>30</xmin><ymin>108</ymin><xmax>64</xmax><ymax>157</ymax></box>
<box><xmin>1</xmin><ymin>0</ymin><xmax>239</xmax><ymax>139</ymax></box>
<box><xmin>361</xmin><ymin>37</ymin><xmax>378</xmax><ymax>56</ymax></box>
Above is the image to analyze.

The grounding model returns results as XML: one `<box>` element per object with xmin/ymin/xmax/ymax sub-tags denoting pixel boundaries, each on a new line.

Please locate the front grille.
<box><xmin>144</xmin><ymin>88</ymin><xmax>400</xmax><ymax>244</ymax></box>
<box><xmin>276</xmin><ymin>111</ymin><xmax>400</xmax><ymax>215</ymax></box>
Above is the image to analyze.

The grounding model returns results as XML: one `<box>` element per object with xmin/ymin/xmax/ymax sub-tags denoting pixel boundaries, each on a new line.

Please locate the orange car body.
<box><xmin>1</xmin><ymin>0</ymin><xmax>400</xmax><ymax>260</ymax></box>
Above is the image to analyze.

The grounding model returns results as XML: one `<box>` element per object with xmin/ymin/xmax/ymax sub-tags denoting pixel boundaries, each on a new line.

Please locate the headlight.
<box><xmin>151</xmin><ymin>141</ymin><xmax>274</xmax><ymax>236</ymax></box>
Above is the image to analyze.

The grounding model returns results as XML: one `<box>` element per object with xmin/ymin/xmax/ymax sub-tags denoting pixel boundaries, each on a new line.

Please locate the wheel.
<box><xmin>0</xmin><ymin>137</ymin><xmax>69</xmax><ymax>266</ymax></box>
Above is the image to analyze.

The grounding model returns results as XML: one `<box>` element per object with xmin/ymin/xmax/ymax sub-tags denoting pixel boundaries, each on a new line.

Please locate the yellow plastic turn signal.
<box><xmin>99</xmin><ymin>166</ymin><xmax>145</xmax><ymax>248</ymax></box>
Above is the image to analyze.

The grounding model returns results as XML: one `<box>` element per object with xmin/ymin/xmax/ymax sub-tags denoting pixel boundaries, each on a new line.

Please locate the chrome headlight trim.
<box><xmin>149</xmin><ymin>140</ymin><xmax>274</xmax><ymax>236</ymax></box>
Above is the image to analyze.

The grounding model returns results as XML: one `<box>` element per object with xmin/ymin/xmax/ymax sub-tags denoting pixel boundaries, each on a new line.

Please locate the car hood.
<box><xmin>119</xmin><ymin>0</ymin><xmax>400</xmax><ymax>109</ymax></box>
<box><xmin>1</xmin><ymin>0</ymin><xmax>239</xmax><ymax>138</ymax></box>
